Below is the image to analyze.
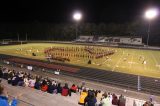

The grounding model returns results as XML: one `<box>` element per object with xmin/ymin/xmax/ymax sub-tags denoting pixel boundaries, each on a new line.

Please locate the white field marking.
<box><xmin>76</xmin><ymin>59</ymin><xmax>80</xmax><ymax>62</ymax></box>
<box><xmin>101</xmin><ymin>58</ymin><xmax>111</xmax><ymax>65</ymax></box>
<box><xmin>141</xmin><ymin>50</ymin><xmax>147</xmax><ymax>71</ymax></box>
<box><xmin>156</xmin><ymin>65</ymin><xmax>160</xmax><ymax>68</ymax></box>
<box><xmin>150</xmin><ymin>52</ymin><xmax>160</xmax><ymax>69</ymax></box>
<box><xmin>96</xmin><ymin>64</ymin><xmax>101</xmax><ymax>66</ymax></box>
<box><xmin>74</xmin><ymin>59</ymin><xmax>87</xmax><ymax>65</ymax></box>
<box><xmin>112</xmin><ymin>49</ymin><xmax>124</xmax><ymax>71</ymax></box>
<box><xmin>129</xmin><ymin>51</ymin><xmax>134</xmax><ymax>69</ymax></box>
<box><xmin>121</xmin><ymin>66</ymin><xmax>126</xmax><ymax>68</ymax></box>
<box><xmin>0</xmin><ymin>50</ymin><xmax>6</xmax><ymax>51</ymax></box>
<box><xmin>128</xmin><ymin>61</ymin><xmax>137</xmax><ymax>64</ymax></box>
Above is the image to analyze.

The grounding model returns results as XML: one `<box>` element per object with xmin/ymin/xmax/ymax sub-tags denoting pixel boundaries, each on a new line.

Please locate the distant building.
<box><xmin>97</xmin><ymin>36</ymin><xmax>142</xmax><ymax>45</ymax></box>
<box><xmin>75</xmin><ymin>35</ymin><xmax>142</xmax><ymax>45</ymax></box>
<box><xmin>75</xmin><ymin>35</ymin><xmax>94</xmax><ymax>43</ymax></box>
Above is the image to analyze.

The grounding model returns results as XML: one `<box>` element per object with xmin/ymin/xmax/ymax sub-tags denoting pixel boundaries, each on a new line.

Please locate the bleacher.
<box><xmin>75</xmin><ymin>36</ymin><xmax>94</xmax><ymax>43</ymax></box>
<box><xmin>1</xmin><ymin>69</ymin><xmax>160</xmax><ymax>106</ymax></box>
<box><xmin>96</xmin><ymin>37</ymin><xmax>106</xmax><ymax>43</ymax></box>
<box><xmin>1</xmin><ymin>80</ymin><xmax>80</xmax><ymax>106</ymax></box>
<box><xmin>96</xmin><ymin>36</ymin><xmax>141</xmax><ymax>44</ymax></box>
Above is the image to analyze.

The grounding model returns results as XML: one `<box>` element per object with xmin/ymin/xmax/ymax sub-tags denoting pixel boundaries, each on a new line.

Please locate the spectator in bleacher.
<box><xmin>112</xmin><ymin>94</ymin><xmax>118</xmax><ymax>106</ymax></box>
<box><xmin>57</xmin><ymin>83</ymin><xmax>62</xmax><ymax>94</ymax></box>
<box><xmin>108</xmin><ymin>92</ymin><xmax>112</xmax><ymax>104</ymax></box>
<box><xmin>27</xmin><ymin>73</ymin><xmax>32</xmax><ymax>79</ymax></box>
<box><xmin>61</xmin><ymin>83</ymin><xmax>70</xmax><ymax>96</ymax></box>
<box><xmin>0</xmin><ymin>85</ymin><xmax>9</xmax><ymax>106</ymax></box>
<box><xmin>41</xmin><ymin>79</ymin><xmax>48</xmax><ymax>92</ymax></box>
<box><xmin>3</xmin><ymin>68</ymin><xmax>8</xmax><ymax>80</ymax></box>
<box><xmin>17</xmin><ymin>72</ymin><xmax>24</xmax><ymax>86</ymax></box>
<box><xmin>28</xmin><ymin>76</ymin><xmax>36</xmax><ymax>88</ymax></box>
<box><xmin>7</xmin><ymin>71</ymin><xmax>14</xmax><ymax>84</ymax></box>
<box><xmin>0</xmin><ymin>84</ymin><xmax>18</xmax><ymax>106</ymax></box>
<box><xmin>101</xmin><ymin>92</ymin><xmax>112</xmax><ymax>106</ymax></box>
<box><xmin>96</xmin><ymin>90</ymin><xmax>103</xmax><ymax>105</ymax></box>
<box><xmin>35</xmin><ymin>75</ymin><xmax>41</xmax><ymax>83</ymax></box>
<box><xmin>100</xmin><ymin>93</ymin><xmax>107</xmax><ymax>106</ymax></box>
<box><xmin>7</xmin><ymin>77</ymin><xmax>12</xmax><ymax>84</ymax></box>
<box><xmin>118</xmin><ymin>94</ymin><xmax>126</xmax><ymax>106</ymax></box>
<box><xmin>34</xmin><ymin>76</ymin><xmax>41</xmax><ymax>90</ymax></box>
<box><xmin>0</xmin><ymin>66</ymin><xmax>3</xmax><ymax>78</ymax></box>
<box><xmin>146</xmin><ymin>101</ymin><xmax>154</xmax><ymax>106</ymax></box>
<box><xmin>148</xmin><ymin>96</ymin><xmax>154</xmax><ymax>106</ymax></box>
<box><xmin>84</xmin><ymin>90</ymin><xmax>97</xmax><ymax>106</ymax></box>
<box><xmin>11</xmin><ymin>74</ymin><xmax>18</xmax><ymax>86</ymax></box>
<box><xmin>143</xmin><ymin>101</ymin><xmax>149</xmax><ymax>106</ymax></box>
<box><xmin>133</xmin><ymin>100</ymin><xmax>137</xmax><ymax>106</ymax></box>
<box><xmin>47</xmin><ymin>81</ymin><xmax>55</xmax><ymax>94</ymax></box>
<box><xmin>77</xmin><ymin>81</ymin><xmax>86</xmax><ymax>93</ymax></box>
<box><xmin>78</xmin><ymin>88</ymin><xmax>88</xmax><ymax>105</ymax></box>
<box><xmin>53</xmin><ymin>81</ymin><xmax>58</xmax><ymax>93</ymax></box>
<box><xmin>23</xmin><ymin>76</ymin><xmax>29</xmax><ymax>87</ymax></box>
<box><xmin>70</xmin><ymin>84</ymin><xmax>77</xmax><ymax>93</ymax></box>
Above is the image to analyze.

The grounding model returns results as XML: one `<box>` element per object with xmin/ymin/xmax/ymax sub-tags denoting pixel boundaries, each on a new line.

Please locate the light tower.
<box><xmin>145</xmin><ymin>8</ymin><xmax>158</xmax><ymax>46</ymax></box>
<box><xmin>73</xmin><ymin>12</ymin><xmax>82</xmax><ymax>39</ymax></box>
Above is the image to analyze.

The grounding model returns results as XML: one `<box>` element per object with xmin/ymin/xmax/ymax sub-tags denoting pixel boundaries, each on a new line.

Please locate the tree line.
<box><xmin>0</xmin><ymin>21</ymin><xmax>159</xmax><ymax>46</ymax></box>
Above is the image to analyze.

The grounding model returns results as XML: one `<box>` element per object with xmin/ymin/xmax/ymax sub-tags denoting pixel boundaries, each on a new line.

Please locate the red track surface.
<box><xmin>6</xmin><ymin>58</ymin><xmax>79</xmax><ymax>73</ymax></box>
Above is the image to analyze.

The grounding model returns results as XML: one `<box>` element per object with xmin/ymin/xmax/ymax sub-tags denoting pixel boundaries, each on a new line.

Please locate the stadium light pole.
<box><xmin>145</xmin><ymin>8</ymin><xmax>158</xmax><ymax>46</ymax></box>
<box><xmin>17</xmin><ymin>33</ymin><xmax>19</xmax><ymax>42</ymax></box>
<box><xmin>73</xmin><ymin>12</ymin><xmax>82</xmax><ymax>39</ymax></box>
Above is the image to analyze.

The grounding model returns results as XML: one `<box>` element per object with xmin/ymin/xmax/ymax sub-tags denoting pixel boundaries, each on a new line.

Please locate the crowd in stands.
<box><xmin>0</xmin><ymin>66</ymin><xmax>154</xmax><ymax>106</ymax></box>
<box><xmin>78</xmin><ymin>88</ymin><xmax>126</xmax><ymax>106</ymax></box>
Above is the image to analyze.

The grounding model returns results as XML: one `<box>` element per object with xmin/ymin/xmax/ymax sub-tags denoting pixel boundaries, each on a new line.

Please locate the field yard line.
<box><xmin>150</xmin><ymin>52</ymin><xmax>159</xmax><ymax>65</ymax></box>
<box><xmin>129</xmin><ymin>51</ymin><xmax>134</xmax><ymax>69</ymax></box>
<box><xmin>141</xmin><ymin>50</ymin><xmax>147</xmax><ymax>71</ymax></box>
<box><xmin>149</xmin><ymin>52</ymin><xmax>160</xmax><ymax>70</ymax></box>
<box><xmin>102</xmin><ymin>58</ymin><xmax>109</xmax><ymax>64</ymax></box>
<box><xmin>112</xmin><ymin>50</ymin><xmax>124</xmax><ymax>71</ymax></box>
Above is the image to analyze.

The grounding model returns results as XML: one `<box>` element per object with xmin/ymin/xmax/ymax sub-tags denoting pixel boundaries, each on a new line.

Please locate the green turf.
<box><xmin>0</xmin><ymin>43</ymin><xmax>160</xmax><ymax>78</ymax></box>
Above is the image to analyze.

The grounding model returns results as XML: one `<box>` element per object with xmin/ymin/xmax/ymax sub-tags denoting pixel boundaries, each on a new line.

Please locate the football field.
<box><xmin>0</xmin><ymin>43</ymin><xmax>160</xmax><ymax>78</ymax></box>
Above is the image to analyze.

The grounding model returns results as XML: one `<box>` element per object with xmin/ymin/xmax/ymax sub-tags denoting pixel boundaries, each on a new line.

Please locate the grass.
<box><xmin>0</xmin><ymin>43</ymin><xmax>160</xmax><ymax>78</ymax></box>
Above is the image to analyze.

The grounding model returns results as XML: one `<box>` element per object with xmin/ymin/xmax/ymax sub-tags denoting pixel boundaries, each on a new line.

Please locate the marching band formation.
<box><xmin>44</xmin><ymin>46</ymin><xmax>115</xmax><ymax>62</ymax></box>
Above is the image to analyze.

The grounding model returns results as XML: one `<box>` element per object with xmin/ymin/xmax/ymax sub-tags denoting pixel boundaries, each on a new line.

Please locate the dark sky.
<box><xmin>0</xmin><ymin>0</ymin><xmax>160</xmax><ymax>23</ymax></box>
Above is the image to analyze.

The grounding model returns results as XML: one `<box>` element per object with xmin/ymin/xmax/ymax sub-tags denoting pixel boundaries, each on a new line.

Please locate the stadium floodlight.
<box><xmin>145</xmin><ymin>8</ymin><xmax>158</xmax><ymax>20</ymax></box>
<box><xmin>144</xmin><ymin>8</ymin><xmax>158</xmax><ymax>46</ymax></box>
<box><xmin>73</xmin><ymin>12</ymin><xmax>82</xmax><ymax>39</ymax></box>
<box><xmin>73</xmin><ymin>12</ymin><xmax>82</xmax><ymax>21</ymax></box>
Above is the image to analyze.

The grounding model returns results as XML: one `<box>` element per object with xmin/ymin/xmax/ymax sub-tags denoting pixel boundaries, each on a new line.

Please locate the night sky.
<box><xmin>0</xmin><ymin>0</ymin><xmax>160</xmax><ymax>23</ymax></box>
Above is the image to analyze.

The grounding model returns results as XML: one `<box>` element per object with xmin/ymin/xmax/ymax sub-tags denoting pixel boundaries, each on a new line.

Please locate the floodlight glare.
<box><xmin>73</xmin><ymin>12</ymin><xmax>82</xmax><ymax>21</ymax></box>
<box><xmin>144</xmin><ymin>8</ymin><xmax>158</xmax><ymax>46</ymax></box>
<box><xmin>145</xmin><ymin>8</ymin><xmax>158</xmax><ymax>20</ymax></box>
